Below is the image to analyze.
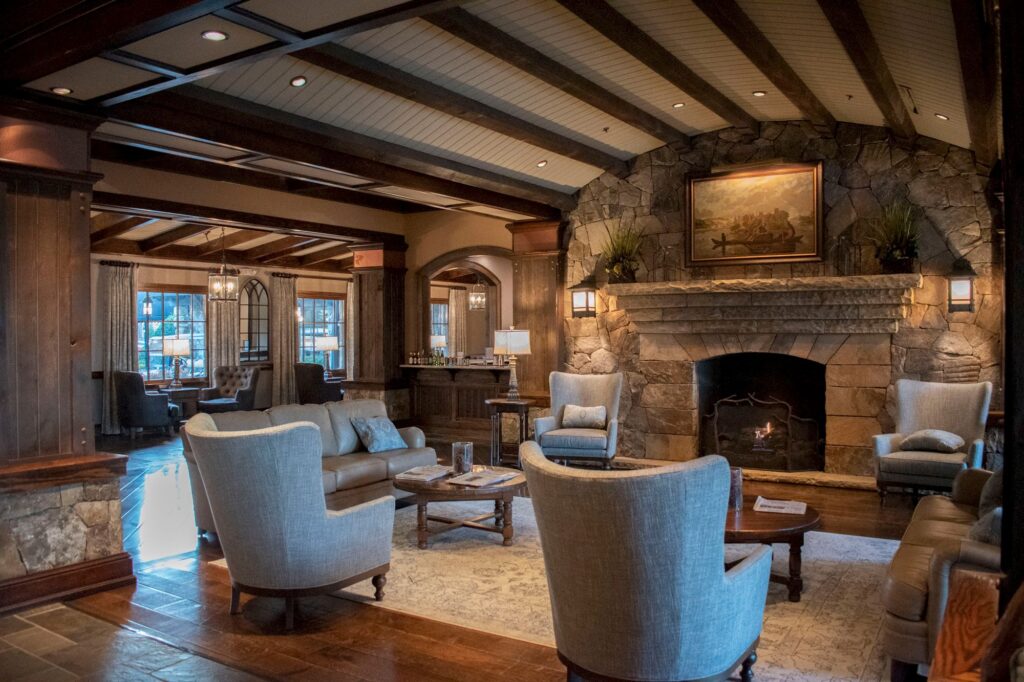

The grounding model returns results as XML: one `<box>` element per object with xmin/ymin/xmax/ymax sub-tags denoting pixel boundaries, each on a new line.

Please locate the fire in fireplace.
<box><xmin>697</xmin><ymin>353</ymin><xmax>825</xmax><ymax>471</ymax></box>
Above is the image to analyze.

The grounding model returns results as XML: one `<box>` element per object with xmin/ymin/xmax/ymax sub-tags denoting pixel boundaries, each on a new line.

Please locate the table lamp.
<box><xmin>162</xmin><ymin>338</ymin><xmax>191</xmax><ymax>388</ymax></box>
<box><xmin>430</xmin><ymin>335</ymin><xmax>447</xmax><ymax>365</ymax></box>
<box><xmin>314</xmin><ymin>336</ymin><xmax>339</xmax><ymax>376</ymax></box>
<box><xmin>493</xmin><ymin>327</ymin><xmax>531</xmax><ymax>399</ymax></box>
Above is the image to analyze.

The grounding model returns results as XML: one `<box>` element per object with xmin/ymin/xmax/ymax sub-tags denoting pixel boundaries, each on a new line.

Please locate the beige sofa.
<box><xmin>182</xmin><ymin>399</ymin><xmax>436</xmax><ymax>536</ymax></box>
<box><xmin>881</xmin><ymin>468</ymin><xmax>1001</xmax><ymax>673</ymax></box>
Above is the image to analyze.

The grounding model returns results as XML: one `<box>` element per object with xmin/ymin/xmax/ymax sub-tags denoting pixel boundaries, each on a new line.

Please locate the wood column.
<box><xmin>0</xmin><ymin>101</ymin><xmax>102</xmax><ymax>464</ymax></box>
<box><xmin>1000</xmin><ymin>0</ymin><xmax>1024</xmax><ymax>607</ymax></box>
<box><xmin>507</xmin><ymin>220</ymin><xmax>564</xmax><ymax>399</ymax></box>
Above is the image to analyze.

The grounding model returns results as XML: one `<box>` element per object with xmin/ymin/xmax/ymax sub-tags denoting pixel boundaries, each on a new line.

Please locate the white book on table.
<box><xmin>753</xmin><ymin>496</ymin><xmax>807</xmax><ymax>515</ymax></box>
<box><xmin>448</xmin><ymin>471</ymin><xmax>517</xmax><ymax>487</ymax></box>
<box><xmin>395</xmin><ymin>465</ymin><xmax>451</xmax><ymax>482</ymax></box>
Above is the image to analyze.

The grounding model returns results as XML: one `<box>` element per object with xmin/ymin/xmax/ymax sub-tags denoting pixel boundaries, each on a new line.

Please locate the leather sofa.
<box><xmin>881</xmin><ymin>468</ymin><xmax>1001</xmax><ymax>672</ymax></box>
<box><xmin>182</xmin><ymin>399</ymin><xmax>436</xmax><ymax>536</ymax></box>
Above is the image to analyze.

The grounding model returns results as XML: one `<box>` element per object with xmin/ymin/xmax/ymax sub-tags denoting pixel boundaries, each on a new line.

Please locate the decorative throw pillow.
<box><xmin>968</xmin><ymin>507</ymin><xmax>1002</xmax><ymax>545</ymax></box>
<box><xmin>350</xmin><ymin>417</ymin><xmax>407</xmax><ymax>453</ymax></box>
<box><xmin>899</xmin><ymin>429</ymin><xmax>965</xmax><ymax>453</ymax></box>
<box><xmin>978</xmin><ymin>468</ymin><xmax>1004</xmax><ymax>518</ymax></box>
<box><xmin>562</xmin><ymin>404</ymin><xmax>607</xmax><ymax>429</ymax></box>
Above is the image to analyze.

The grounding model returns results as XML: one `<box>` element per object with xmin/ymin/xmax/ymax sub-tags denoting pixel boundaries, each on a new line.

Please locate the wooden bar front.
<box><xmin>402</xmin><ymin>366</ymin><xmax>510</xmax><ymax>427</ymax></box>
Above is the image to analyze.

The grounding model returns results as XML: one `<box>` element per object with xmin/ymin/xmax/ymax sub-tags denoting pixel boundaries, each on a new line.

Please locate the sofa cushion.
<box><xmin>562</xmin><ymin>404</ymin><xmax>607</xmax><ymax>429</ymax></box>
<box><xmin>883</xmin><ymin>543</ymin><xmax>934</xmax><ymax>621</ymax></box>
<box><xmin>979</xmin><ymin>468</ymin><xmax>1003</xmax><ymax>518</ymax></box>
<box><xmin>210</xmin><ymin>411</ymin><xmax>273</xmax><ymax>431</ymax></box>
<box><xmin>320</xmin><ymin>469</ymin><xmax>337</xmax><ymax>495</ymax></box>
<box><xmin>371</xmin><ymin>448</ymin><xmax>437</xmax><ymax>478</ymax></box>
<box><xmin>899</xmin><ymin>429</ymin><xmax>965</xmax><ymax>453</ymax></box>
<box><xmin>901</xmin><ymin>519</ymin><xmax>974</xmax><ymax>547</ymax></box>
<box><xmin>351</xmin><ymin>416</ymin><xmax>407</xmax><ymax>453</ymax></box>
<box><xmin>540</xmin><ymin>428</ymin><xmax>608</xmax><ymax>450</ymax></box>
<box><xmin>912</xmin><ymin>495</ymin><xmax>979</xmax><ymax>525</ymax></box>
<box><xmin>326</xmin><ymin>400</ymin><xmax>388</xmax><ymax>455</ymax></box>
<box><xmin>267</xmin><ymin>404</ymin><xmax>339</xmax><ymax>456</ymax></box>
<box><xmin>322</xmin><ymin>454</ymin><xmax>389</xmax><ymax>492</ymax></box>
<box><xmin>877</xmin><ymin>450</ymin><xmax>966</xmax><ymax>478</ymax></box>
<box><xmin>969</xmin><ymin>508</ymin><xmax>1003</xmax><ymax>545</ymax></box>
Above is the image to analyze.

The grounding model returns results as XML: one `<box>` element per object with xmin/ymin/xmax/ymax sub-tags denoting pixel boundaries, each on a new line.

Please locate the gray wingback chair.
<box><xmin>874</xmin><ymin>379</ymin><xmax>992</xmax><ymax>501</ymax></box>
<box><xmin>520</xmin><ymin>441</ymin><xmax>770</xmax><ymax>682</ymax></box>
<box><xmin>294</xmin><ymin>363</ymin><xmax>344</xmax><ymax>404</ymax></box>
<box><xmin>113</xmin><ymin>370</ymin><xmax>181</xmax><ymax>438</ymax></box>
<box><xmin>534</xmin><ymin>371</ymin><xmax>623</xmax><ymax>468</ymax></box>
<box><xmin>185</xmin><ymin>414</ymin><xmax>393</xmax><ymax>630</ymax></box>
<box><xmin>198</xmin><ymin>366</ymin><xmax>259</xmax><ymax>413</ymax></box>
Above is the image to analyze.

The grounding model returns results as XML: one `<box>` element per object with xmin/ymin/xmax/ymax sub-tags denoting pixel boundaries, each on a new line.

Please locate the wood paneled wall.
<box><xmin>511</xmin><ymin>252</ymin><xmax>563</xmax><ymax>397</ymax></box>
<box><xmin>0</xmin><ymin>163</ymin><xmax>97</xmax><ymax>463</ymax></box>
<box><xmin>352</xmin><ymin>266</ymin><xmax>406</xmax><ymax>385</ymax></box>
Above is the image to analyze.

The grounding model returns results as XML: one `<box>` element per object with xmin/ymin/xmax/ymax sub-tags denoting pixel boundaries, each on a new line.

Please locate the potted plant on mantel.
<box><xmin>868</xmin><ymin>202</ymin><xmax>920</xmax><ymax>274</ymax></box>
<box><xmin>603</xmin><ymin>223</ymin><xmax>644</xmax><ymax>283</ymax></box>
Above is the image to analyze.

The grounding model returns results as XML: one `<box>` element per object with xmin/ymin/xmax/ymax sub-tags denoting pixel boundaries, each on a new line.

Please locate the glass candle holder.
<box><xmin>452</xmin><ymin>442</ymin><xmax>474</xmax><ymax>474</ymax></box>
<box><xmin>728</xmin><ymin>467</ymin><xmax>744</xmax><ymax>510</ymax></box>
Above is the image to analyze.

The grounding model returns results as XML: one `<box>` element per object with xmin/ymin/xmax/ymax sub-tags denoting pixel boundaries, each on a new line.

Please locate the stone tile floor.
<box><xmin>0</xmin><ymin>602</ymin><xmax>258</xmax><ymax>681</ymax></box>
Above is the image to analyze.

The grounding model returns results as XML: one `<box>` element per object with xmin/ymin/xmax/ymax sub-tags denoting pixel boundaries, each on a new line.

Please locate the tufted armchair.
<box><xmin>198</xmin><ymin>366</ymin><xmax>260</xmax><ymax>414</ymax></box>
<box><xmin>295</xmin><ymin>363</ymin><xmax>344</xmax><ymax>404</ymax></box>
<box><xmin>520</xmin><ymin>441</ymin><xmax>770</xmax><ymax>681</ymax></box>
<box><xmin>114</xmin><ymin>370</ymin><xmax>181</xmax><ymax>438</ymax></box>
<box><xmin>874</xmin><ymin>378</ymin><xmax>992</xmax><ymax>502</ymax></box>
<box><xmin>534</xmin><ymin>371</ymin><xmax>623</xmax><ymax>468</ymax></box>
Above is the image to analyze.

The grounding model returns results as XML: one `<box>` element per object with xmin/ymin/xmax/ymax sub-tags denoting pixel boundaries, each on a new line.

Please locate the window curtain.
<box><xmin>100</xmin><ymin>261</ymin><xmax>138</xmax><ymax>435</ymax></box>
<box><xmin>345</xmin><ymin>279</ymin><xmax>356</xmax><ymax>378</ymax></box>
<box><xmin>270</xmin><ymin>273</ymin><xmax>298</xmax><ymax>405</ymax></box>
<box><xmin>447</xmin><ymin>288</ymin><xmax>468</xmax><ymax>358</ymax></box>
<box><xmin>208</xmin><ymin>297</ymin><xmax>240</xmax><ymax>377</ymax></box>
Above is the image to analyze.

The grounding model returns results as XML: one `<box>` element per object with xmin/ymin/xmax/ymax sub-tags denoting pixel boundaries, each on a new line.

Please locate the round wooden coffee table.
<box><xmin>393</xmin><ymin>466</ymin><xmax>527</xmax><ymax>549</ymax></box>
<box><xmin>725</xmin><ymin>497</ymin><xmax>822</xmax><ymax>602</ymax></box>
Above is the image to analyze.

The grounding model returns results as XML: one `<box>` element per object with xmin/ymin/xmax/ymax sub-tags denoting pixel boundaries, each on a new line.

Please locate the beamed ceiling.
<box><xmin>2</xmin><ymin>0</ymin><xmax>1000</xmax><ymax>268</ymax></box>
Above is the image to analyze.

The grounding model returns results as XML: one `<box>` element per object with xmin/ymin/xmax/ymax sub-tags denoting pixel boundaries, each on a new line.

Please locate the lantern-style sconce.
<box><xmin>948</xmin><ymin>258</ymin><xmax>977</xmax><ymax>313</ymax></box>
<box><xmin>207</xmin><ymin>228</ymin><xmax>239</xmax><ymax>302</ymax></box>
<box><xmin>569</xmin><ymin>274</ymin><xmax>597</xmax><ymax>318</ymax></box>
<box><xmin>142</xmin><ymin>294</ymin><xmax>153</xmax><ymax>316</ymax></box>
<box><xmin>468</xmin><ymin>279</ymin><xmax>487</xmax><ymax>310</ymax></box>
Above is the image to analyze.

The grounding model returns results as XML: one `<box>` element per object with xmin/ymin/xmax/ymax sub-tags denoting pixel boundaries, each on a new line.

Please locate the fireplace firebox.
<box><xmin>697</xmin><ymin>353</ymin><xmax>825</xmax><ymax>471</ymax></box>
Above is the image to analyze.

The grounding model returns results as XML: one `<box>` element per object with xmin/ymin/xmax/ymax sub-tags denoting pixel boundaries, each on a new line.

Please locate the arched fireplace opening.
<box><xmin>697</xmin><ymin>353</ymin><xmax>826</xmax><ymax>472</ymax></box>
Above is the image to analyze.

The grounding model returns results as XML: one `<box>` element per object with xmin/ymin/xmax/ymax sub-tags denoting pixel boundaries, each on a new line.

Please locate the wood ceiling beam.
<box><xmin>90</xmin><ymin>191</ymin><xmax>405</xmax><ymax>247</ymax></box>
<box><xmin>91</xmin><ymin>140</ymin><xmax>432</xmax><ymax>214</ymax></box>
<box><xmin>93</xmin><ymin>0</ymin><xmax>467</xmax><ymax>106</ymax></box>
<box><xmin>551</xmin><ymin>0</ymin><xmax>758</xmax><ymax>132</ymax></box>
<box><xmin>194</xmin><ymin>229</ymin><xmax>267</xmax><ymax>255</ymax></box>
<box><xmin>1</xmin><ymin>1</ymin><xmax>239</xmax><ymax>85</ymax></box>
<box><xmin>92</xmin><ymin>238</ymin><xmax>347</xmax><ymax>275</ymax></box>
<box><xmin>300</xmin><ymin>244</ymin><xmax>351</xmax><ymax>267</ymax></box>
<box><xmin>138</xmin><ymin>224</ymin><xmax>214</xmax><ymax>253</ymax></box>
<box><xmin>951</xmin><ymin>0</ymin><xmax>999</xmax><ymax>169</ymax></box>
<box><xmin>90</xmin><ymin>216</ymin><xmax>155</xmax><ymax>245</ymax></box>
<box><xmin>817</xmin><ymin>0</ymin><xmax>916</xmax><ymax>140</ymax></box>
<box><xmin>296</xmin><ymin>44</ymin><xmax>629</xmax><ymax>175</ymax></box>
<box><xmin>247</xmin><ymin>237</ymin><xmax>324</xmax><ymax>262</ymax></box>
<box><xmin>110</xmin><ymin>89</ymin><xmax>568</xmax><ymax>217</ymax></box>
<box><xmin>424</xmin><ymin>8</ymin><xmax>690</xmax><ymax>145</ymax></box>
<box><xmin>689</xmin><ymin>0</ymin><xmax>835</xmax><ymax>128</ymax></box>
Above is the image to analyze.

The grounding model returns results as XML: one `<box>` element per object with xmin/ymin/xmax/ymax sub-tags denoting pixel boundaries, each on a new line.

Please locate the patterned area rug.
<box><xmin>336</xmin><ymin>498</ymin><xmax>899</xmax><ymax>681</ymax></box>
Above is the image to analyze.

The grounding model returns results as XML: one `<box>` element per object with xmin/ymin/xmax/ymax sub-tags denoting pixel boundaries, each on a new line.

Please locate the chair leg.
<box><xmin>284</xmin><ymin>597</ymin><xmax>296</xmax><ymax>630</ymax></box>
<box><xmin>372</xmin><ymin>574</ymin><xmax>387</xmax><ymax>601</ymax></box>
<box><xmin>890</xmin><ymin>658</ymin><xmax>924</xmax><ymax>682</ymax></box>
<box><xmin>740</xmin><ymin>651</ymin><xmax>757</xmax><ymax>682</ymax></box>
<box><xmin>565</xmin><ymin>669</ymin><xmax>585</xmax><ymax>682</ymax></box>
<box><xmin>878</xmin><ymin>484</ymin><xmax>887</xmax><ymax>508</ymax></box>
<box><xmin>229</xmin><ymin>586</ymin><xmax>240</xmax><ymax>615</ymax></box>
<box><xmin>602</xmin><ymin>460</ymin><xmax>612</xmax><ymax>470</ymax></box>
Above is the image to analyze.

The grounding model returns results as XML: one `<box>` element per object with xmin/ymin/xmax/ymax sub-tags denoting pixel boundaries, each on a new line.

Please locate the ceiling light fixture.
<box><xmin>672</xmin><ymin>102</ymin><xmax>685</xmax><ymax>108</ymax></box>
<box><xmin>290</xmin><ymin>75</ymin><xmax>308</xmax><ymax>87</ymax></box>
<box><xmin>536</xmin><ymin>160</ymin><xmax>548</xmax><ymax>168</ymax></box>
<box><xmin>752</xmin><ymin>90</ymin><xmax>767</xmax><ymax>97</ymax></box>
<box><xmin>50</xmin><ymin>86</ymin><xmax>73</xmax><ymax>96</ymax></box>
<box><xmin>934</xmin><ymin>113</ymin><xmax>950</xmax><ymax>121</ymax></box>
<box><xmin>201</xmin><ymin>30</ymin><xmax>228</xmax><ymax>41</ymax></box>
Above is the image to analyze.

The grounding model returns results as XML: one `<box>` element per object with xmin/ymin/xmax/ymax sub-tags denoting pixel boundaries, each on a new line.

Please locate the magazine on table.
<box><xmin>448</xmin><ymin>470</ymin><xmax>517</xmax><ymax>487</ymax></box>
<box><xmin>395</xmin><ymin>465</ymin><xmax>451</xmax><ymax>482</ymax></box>
<box><xmin>753</xmin><ymin>496</ymin><xmax>807</xmax><ymax>515</ymax></box>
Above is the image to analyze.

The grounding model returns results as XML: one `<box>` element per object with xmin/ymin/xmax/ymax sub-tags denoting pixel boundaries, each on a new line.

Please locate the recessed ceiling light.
<box><xmin>672</xmin><ymin>102</ymin><xmax>685</xmax><ymax>109</ymax></box>
<box><xmin>934</xmin><ymin>113</ymin><xmax>949</xmax><ymax>121</ymax></box>
<box><xmin>536</xmin><ymin>160</ymin><xmax>548</xmax><ymax>168</ymax></box>
<box><xmin>50</xmin><ymin>86</ymin><xmax>73</xmax><ymax>96</ymax></box>
<box><xmin>201</xmin><ymin>30</ymin><xmax>229</xmax><ymax>41</ymax></box>
<box><xmin>290</xmin><ymin>76</ymin><xmax>308</xmax><ymax>87</ymax></box>
<box><xmin>752</xmin><ymin>90</ymin><xmax>767</xmax><ymax>97</ymax></box>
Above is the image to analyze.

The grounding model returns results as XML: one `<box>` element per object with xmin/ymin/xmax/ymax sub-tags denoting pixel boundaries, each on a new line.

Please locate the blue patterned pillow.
<box><xmin>350</xmin><ymin>416</ymin><xmax>407</xmax><ymax>453</ymax></box>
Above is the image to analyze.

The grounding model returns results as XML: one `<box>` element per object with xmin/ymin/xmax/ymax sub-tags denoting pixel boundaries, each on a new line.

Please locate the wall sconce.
<box><xmin>142</xmin><ymin>294</ymin><xmax>153</xmax><ymax>316</ymax></box>
<box><xmin>948</xmin><ymin>258</ymin><xmax>976</xmax><ymax>312</ymax></box>
<box><xmin>569</xmin><ymin>274</ymin><xmax>597</xmax><ymax>318</ymax></box>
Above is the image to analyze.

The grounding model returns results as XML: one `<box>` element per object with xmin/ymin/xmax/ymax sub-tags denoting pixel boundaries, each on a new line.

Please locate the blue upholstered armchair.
<box><xmin>520</xmin><ymin>442</ymin><xmax>771</xmax><ymax>681</ymax></box>
<box><xmin>534</xmin><ymin>371</ymin><xmax>623</xmax><ymax>468</ymax></box>
<box><xmin>113</xmin><ymin>370</ymin><xmax>180</xmax><ymax>438</ymax></box>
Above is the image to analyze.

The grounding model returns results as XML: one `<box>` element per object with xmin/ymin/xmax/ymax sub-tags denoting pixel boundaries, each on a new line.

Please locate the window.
<box><xmin>240</xmin><ymin>279</ymin><xmax>269</xmax><ymax>362</ymax></box>
<box><xmin>298</xmin><ymin>296</ymin><xmax>345</xmax><ymax>370</ymax></box>
<box><xmin>430</xmin><ymin>301</ymin><xmax>449</xmax><ymax>340</ymax></box>
<box><xmin>137</xmin><ymin>289</ymin><xmax>207</xmax><ymax>381</ymax></box>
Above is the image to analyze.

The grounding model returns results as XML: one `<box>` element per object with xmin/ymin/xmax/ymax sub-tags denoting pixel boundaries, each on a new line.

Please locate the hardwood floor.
<box><xmin>65</xmin><ymin>431</ymin><xmax>914</xmax><ymax>680</ymax></box>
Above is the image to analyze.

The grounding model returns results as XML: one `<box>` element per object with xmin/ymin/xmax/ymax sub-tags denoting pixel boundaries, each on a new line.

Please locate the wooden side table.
<box><xmin>158</xmin><ymin>386</ymin><xmax>200</xmax><ymax>419</ymax></box>
<box><xmin>484</xmin><ymin>398</ymin><xmax>535</xmax><ymax>467</ymax></box>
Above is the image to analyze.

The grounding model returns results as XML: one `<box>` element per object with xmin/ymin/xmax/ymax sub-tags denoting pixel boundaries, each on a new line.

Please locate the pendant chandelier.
<box><xmin>208</xmin><ymin>227</ymin><xmax>239</xmax><ymax>302</ymax></box>
<box><xmin>468</xmin><ymin>278</ymin><xmax>487</xmax><ymax>310</ymax></box>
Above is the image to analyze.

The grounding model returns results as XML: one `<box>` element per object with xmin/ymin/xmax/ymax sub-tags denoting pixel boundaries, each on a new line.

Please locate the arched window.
<box><xmin>239</xmin><ymin>279</ymin><xmax>269</xmax><ymax>362</ymax></box>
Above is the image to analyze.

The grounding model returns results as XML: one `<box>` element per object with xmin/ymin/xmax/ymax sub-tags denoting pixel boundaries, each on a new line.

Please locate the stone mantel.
<box><xmin>607</xmin><ymin>274</ymin><xmax>923</xmax><ymax>335</ymax></box>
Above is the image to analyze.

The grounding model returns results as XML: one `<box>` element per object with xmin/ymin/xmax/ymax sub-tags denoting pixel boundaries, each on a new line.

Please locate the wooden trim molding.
<box><xmin>0</xmin><ymin>453</ymin><xmax>127</xmax><ymax>493</ymax></box>
<box><xmin>0</xmin><ymin>553</ymin><xmax>135</xmax><ymax>614</ymax></box>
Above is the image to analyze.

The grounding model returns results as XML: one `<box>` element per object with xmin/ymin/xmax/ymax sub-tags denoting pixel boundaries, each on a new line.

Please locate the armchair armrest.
<box><xmin>398</xmin><ymin>426</ymin><xmax>426</xmax><ymax>449</ymax></box>
<box><xmin>322</xmin><ymin>496</ymin><xmax>395</xmax><ymax>568</ymax></box>
<box><xmin>873</xmin><ymin>433</ymin><xmax>906</xmax><ymax>456</ymax></box>
<box><xmin>720</xmin><ymin>545</ymin><xmax>772</xmax><ymax>643</ymax></box>
<box><xmin>235</xmin><ymin>387</ymin><xmax>256</xmax><ymax>411</ymax></box>
<box><xmin>534</xmin><ymin>415</ymin><xmax>557</xmax><ymax>441</ymax></box>
<box><xmin>606</xmin><ymin>419</ymin><xmax>619</xmax><ymax>457</ymax></box>
<box><xmin>951</xmin><ymin>468</ymin><xmax>994</xmax><ymax>507</ymax></box>
<box><xmin>927</xmin><ymin>538</ymin><xmax>1003</xmax><ymax>652</ymax></box>
<box><xmin>198</xmin><ymin>387</ymin><xmax>220</xmax><ymax>400</ymax></box>
<box><xmin>967</xmin><ymin>438</ymin><xmax>985</xmax><ymax>469</ymax></box>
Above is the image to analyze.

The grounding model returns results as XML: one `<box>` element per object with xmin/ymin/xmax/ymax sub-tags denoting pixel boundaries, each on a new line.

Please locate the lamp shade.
<box><xmin>314</xmin><ymin>335</ymin><xmax>339</xmax><ymax>352</ymax></box>
<box><xmin>162</xmin><ymin>338</ymin><xmax>191</xmax><ymax>357</ymax></box>
<box><xmin>430</xmin><ymin>335</ymin><xmax>448</xmax><ymax>349</ymax></box>
<box><xmin>494</xmin><ymin>328</ymin><xmax>531</xmax><ymax>355</ymax></box>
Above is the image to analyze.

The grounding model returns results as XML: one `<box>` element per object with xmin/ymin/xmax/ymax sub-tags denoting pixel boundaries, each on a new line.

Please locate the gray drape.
<box><xmin>447</xmin><ymin>288</ymin><xmax>468</xmax><ymax>358</ymax></box>
<box><xmin>345</xmin><ymin>279</ymin><xmax>356</xmax><ymax>378</ymax></box>
<box><xmin>270</xmin><ymin>273</ymin><xmax>298</xmax><ymax>405</ymax></box>
<box><xmin>100</xmin><ymin>262</ymin><xmax>138</xmax><ymax>435</ymax></box>
<box><xmin>208</xmin><ymin>297</ymin><xmax>240</xmax><ymax>376</ymax></box>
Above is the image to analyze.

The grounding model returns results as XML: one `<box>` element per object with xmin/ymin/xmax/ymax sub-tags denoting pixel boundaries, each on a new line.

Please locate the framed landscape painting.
<box><xmin>684</xmin><ymin>161</ymin><xmax>823</xmax><ymax>267</ymax></box>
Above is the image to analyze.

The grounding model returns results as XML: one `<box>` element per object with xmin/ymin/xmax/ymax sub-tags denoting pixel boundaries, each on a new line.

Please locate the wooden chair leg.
<box><xmin>741</xmin><ymin>651</ymin><xmax>757</xmax><ymax>682</ymax></box>
<box><xmin>229</xmin><ymin>586</ymin><xmax>240</xmax><ymax>615</ymax></box>
<box><xmin>285</xmin><ymin>597</ymin><xmax>296</xmax><ymax>630</ymax></box>
<box><xmin>878</xmin><ymin>484</ymin><xmax>887</xmax><ymax>508</ymax></box>
<box><xmin>372</xmin><ymin>574</ymin><xmax>387</xmax><ymax>601</ymax></box>
<box><xmin>602</xmin><ymin>460</ymin><xmax>612</xmax><ymax>470</ymax></box>
<box><xmin>890</xmin><ymin>658</ymin><xmax>924</xmax><ymax>682</ymax></box>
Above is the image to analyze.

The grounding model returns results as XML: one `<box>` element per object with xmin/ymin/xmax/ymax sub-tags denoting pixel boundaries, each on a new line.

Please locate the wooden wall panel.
<box><xmin>512</xmin><ymin>253</ymin><xmax>563</xmax><ymax>397</ymax></box>
<box><xmin>352</xmin><ymin>266</ymin><xmax>405</xmax><ymax>385</ymax></box>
